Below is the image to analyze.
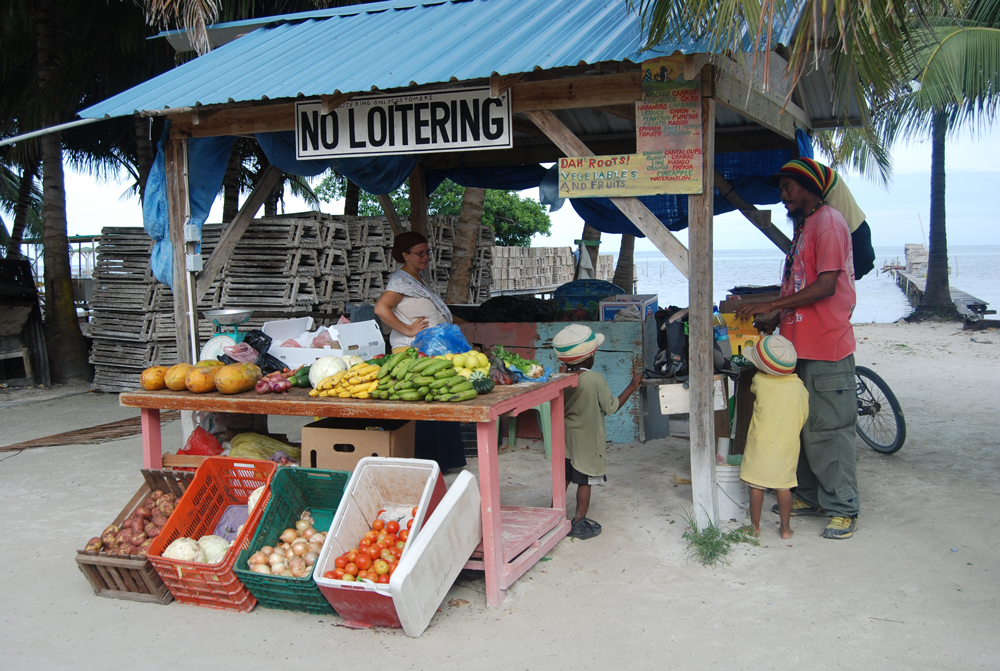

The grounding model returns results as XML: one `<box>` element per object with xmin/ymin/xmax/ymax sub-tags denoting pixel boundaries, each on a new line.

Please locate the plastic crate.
<box><xmin>147</xmin><ymin>457</ymin><xmax>276</xmax><ymax>612</ymax></box>
<box><xmin>313</xmin><ymin>457</ymin><xmax>446</xmax><ymax>629</ymax></box>
<box><xmin>235</xmin><ymin>468</ymin><xmax>350</xmax><ymax>614</ymax></box>
<box><xmin>459</xmin><ymin>423</ymin><xmax>478</xmax><ymax>459</ymax></box>
<box><xmin>75</xmin><ymin>469</ymin><xmax>194</xmax><ymax>604</ymax></box>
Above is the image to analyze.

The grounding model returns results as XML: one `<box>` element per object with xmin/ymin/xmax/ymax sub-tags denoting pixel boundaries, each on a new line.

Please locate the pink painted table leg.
<box><xmin>476</xmin><ymin>419</ymin><xmax>505</xmax><ymax>607</ymax></box>
<box><xmin>140</xmin><ymin>408</ymin><xmax>162</xmax><ymax>469</ymax></box>
<box><xmin>549</xmin><ymin>388</ymin><xmax>566</xmax><ymax>512</ymax></box>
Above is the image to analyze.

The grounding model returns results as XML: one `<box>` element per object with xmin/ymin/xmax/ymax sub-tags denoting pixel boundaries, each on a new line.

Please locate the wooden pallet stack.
<box><xmin>88</xmin><ymin>228</ymin><xmax>218</xmax><ymax>392</ymax></box>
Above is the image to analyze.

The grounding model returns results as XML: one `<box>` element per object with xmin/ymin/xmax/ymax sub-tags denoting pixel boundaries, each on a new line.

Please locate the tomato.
<box><xmin>364</xmin><ymin>530</ymin><xmax>378</xmax><ymax>544</ymax></box>
<box><xmin>391</xmin><ymin>546</ymin><xmax>402</xmax><ymax>559</ymax></box>
<box><xmin>399</xmin><ymin>529</ymin><xmax>409</xmax><ymax>542</ymax></box>
<box><xmin>334</xmin><ymin>556</ymin><xmax>348</xmax><ymax>569</ymax></box>
<box><xmin>374</xmin><ymin>541</ymin><xmax>387</xmax><ymax>551</ymax></box>
<box><xmin>377</xmin><ymin>574</ymin><xmax>390</xmax><ymax>584</ymax></box>
<box><xmin>332</xmin><ymin>568</ymin><xmax>346</xmax><ymax>579</ymax></box>
<box><xmin>386</xmin><ymin>520</ymin><xmax>400</xmax><ymax>534</ymax></box>
<box><xmin>387</xmin><ymin>561</ymin><xmax>398</xmax><ymax>575</ymax></box>
<box><xmin>396</xmin><ymin>541</ymin><xmax>406</xmax><ymax>551</ymax></box>
<box><xmin>366</xmin><ymin>545</ymin><xmax>381</xmax><ymax>560</ymax></box>
<box><xmin>355</xmin><ymin>554</ymin><xmax>372</xmax><ymax>570</ymax></box>
<box><xmin>359</xmin><ymin>539</ymin><xmax>372</xmax><ymax>550</ymax></box>
<box><xmin>406</xmin><ymin>519</ymin><xmax>414</xmax><ymax>530</ymax></box>
<box><xmin>380</xmin><ymin>548</ymin><xmax>395</xmax><ymax>562</ymax></box>
<box><xmin>341</xmin><ymin>573</ymin><xmax>356</xmax><ymax>582</ymax></box>
<box><xmin>346</xmin><ymin>550</ymin><xmax>358</xmax><ymax>563</ymax></box>
<box><xmin>412</xmin><ymin>507</ymin><xmax>418</xmax><ymax>517</ymax></box>
<box><xmin>357</xmin><ymin>570</ymin><xmax>370</xmax><ymax>581</ymax></box>
<box><xmin>372</xmin><ymin>519</ymin><xmax>385</xmax><ymax>532</ymax></box>
<box><xmin>377</xmin><ymin>532</ymin><xmax>388</xmax><ymax>543</ymax></box>
<box><xmin>384</xmin><ymin>534</ymin><xmax>399</xmax><ymax>546</ymax></box>
<box><xmin>377</xmin><ymin>509</ymin><xmax>386</xmax><ymax>517</ymax></box>
<box><xmin>324</xmin><ymin>570</ymin><xmax>337</xmax><ymax>579</ymax></box>
<box><xmin>373</xmin><ymin>559</ymin><xmax>389</xmax><ymax>575</ymax></box>
<box><xmin>344</xmin><ymin>562</ymin><xmax>359</xmax><ymax>577</ymax></box>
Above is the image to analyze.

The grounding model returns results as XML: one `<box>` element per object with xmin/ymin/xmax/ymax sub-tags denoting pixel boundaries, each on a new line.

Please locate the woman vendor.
<box><xmin>374</xmin><ymin>231</ymin><xmax>466</xmax><ymax>472</ymax></box>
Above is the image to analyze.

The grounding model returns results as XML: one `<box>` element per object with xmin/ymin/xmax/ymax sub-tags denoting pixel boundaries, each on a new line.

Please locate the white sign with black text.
<box><xmin>295</xmin><ymin>88</ymin><xmax>512</xmax><ymax>159</ymax></box>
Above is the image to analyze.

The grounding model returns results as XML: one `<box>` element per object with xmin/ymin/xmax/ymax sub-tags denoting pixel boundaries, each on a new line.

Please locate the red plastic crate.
<box><xmin>147</xmin><ymin>457</ymin><xmax>276</xmax><ymax>612</ymax></box>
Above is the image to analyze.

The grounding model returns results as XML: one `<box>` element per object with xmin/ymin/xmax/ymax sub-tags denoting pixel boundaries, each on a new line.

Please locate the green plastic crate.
<box><xmin>235</xmin><ymin>468</ymin><xmax>349</xmax><ymax>614</ymax></box>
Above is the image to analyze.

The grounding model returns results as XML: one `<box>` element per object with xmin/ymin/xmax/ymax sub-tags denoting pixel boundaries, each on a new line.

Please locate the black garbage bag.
<box><xmin>473</xmin><ymin>295</ymin><xmax>556</xmax><ymax>323</ymax></box>
<box><xmin>216</xmin><ymin>330</ymin><xmax>287</xmax><ymax>374</ymax></box>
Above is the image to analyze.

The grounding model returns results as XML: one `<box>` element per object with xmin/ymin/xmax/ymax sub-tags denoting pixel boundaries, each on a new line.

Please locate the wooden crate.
<box><xmin>76</xmin><ymin>469</ymin><xmax>194</xmax><ymax>604</ymax></box>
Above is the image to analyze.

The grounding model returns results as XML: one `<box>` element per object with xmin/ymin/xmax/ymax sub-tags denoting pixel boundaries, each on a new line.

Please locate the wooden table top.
<box><xmin>120</xmin><ymin>373</ymin><xmax>577</xmax><ymax>423</ymax></box>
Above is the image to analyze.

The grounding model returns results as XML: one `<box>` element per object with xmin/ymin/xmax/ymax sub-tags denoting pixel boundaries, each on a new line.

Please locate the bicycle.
<box><xmin>855</xmin><ymin>365</ymin><xmax>906</xmax><ymax>454</ymax></box>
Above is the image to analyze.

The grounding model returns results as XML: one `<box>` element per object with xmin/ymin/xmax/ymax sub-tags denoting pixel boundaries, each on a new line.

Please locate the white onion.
<box><xmin>250</xmin><ymin>564</ymin><xmax>271</xmax><ymax>574</ymax></box>
<box><xmin>271</xmin><ymin>562</ymin><xmax>286</xmax><ymax>575</ymax></box>
<box><xmin>302</xmin><ymin>527</ymin><xmax>317</xmax><ymax>540</ymax></box>
<box><xmin>248</xmin><ymin>551</ymin><xmax>267</xmax><ymax>566</ymax></box>
<box><xmin>268</xmin><ymin>552</ymin><xmax>285</xmax><ymax>566</ymax></box>
<box><xmin>260</xmin><ymin>546</ymin><xmax>274</xmax><ymax>556</ymax></box>
<box><xmin>295</xmin><ymin>520</ymin><xmax>310</xmax><ymax>532</ymax></box>
<box><xmin>279</xmin><ymin>529</ymin><xmax>299</xmax><ymax>544</ymax></box>
<box><xmin>288</xmin><ymin>556</ymin><xmax>306</xmax><ymax>573</ymax></box>
<box><xmin>291</xmin><ymin>541</ymin><xmax>309</xmax><ymax>557</ymax></box>
<box><xmin>307</xmin><ymin>541</ymin><xmax>323</xmax><ymax>555</ymax></box>
<box><xmin>311</xmin><ymin>533</ymin><xmax>326</xmax><ymax>544</ymax></box>
<box><xmin>303</xmin><ymin>551</ymin><xmax>319</xmax><ymax>567</ymax></box>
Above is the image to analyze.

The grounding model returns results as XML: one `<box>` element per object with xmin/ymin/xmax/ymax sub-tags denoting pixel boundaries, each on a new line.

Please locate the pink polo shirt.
<box><xmin>778</xmin><ymin>204</ymin><xmax>857</xmax><ymax>361</ymax></box>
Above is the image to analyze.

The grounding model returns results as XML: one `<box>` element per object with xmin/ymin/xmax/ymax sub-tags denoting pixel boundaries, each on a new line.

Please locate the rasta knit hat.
<box><xmin>552</xmin><ymin>324</ymin><xmax>605</xmax><ymax>365</ymax></box>
<box><xmin>745</xmin><ymin>334</ymin><xmax>797</xmax><ymax>376</ymax></box>
<box><xmin>769</xmin><ymin>158</ymin><xmax>838</xmax><ymax>197</ymax></box>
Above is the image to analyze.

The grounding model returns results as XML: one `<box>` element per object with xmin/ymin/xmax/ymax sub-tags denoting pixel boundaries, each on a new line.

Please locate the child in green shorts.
<box><xmin>554</xmin><ymin>324</ymin><xmax>642</xmax><ymax>540</ymax></box>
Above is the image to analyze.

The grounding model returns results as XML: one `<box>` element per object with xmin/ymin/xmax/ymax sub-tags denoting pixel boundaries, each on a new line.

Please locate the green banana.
<box><xmin>409</xmin><ymin>357</ymin><xmax>437</xmax><ymax>374</ymax></box>
<box><xmin>429</xmin><ymin>377</ymin><xmax>452</xmax><ymax>390</ymax></box>
<box><xmin>399</xmin><ymin>391</ymin><xmax>424</xmax><ymax>401</ymax></box>
<box><xmin>446</xmin><ymin>375</ymin><xmax>469</xmax><ymax>389</ymax></box>
<box><xmin>445</xmin><ymin>389</ymin><xmax>479</xmax><ymax>402</ymax></box>
<box><xmin>377</xmin><ymin>352</ymin><xmax>405</xmax><ymax>379</ymax></box>
<box><xmin>421</xmin><ymin>359</ymin><xmax>453</xmax><ymax>376</ymax></box>
<box><xmin>433</xmin><ymin>368</ymin><xmax>458</xmax><ymax>380</ymax></box>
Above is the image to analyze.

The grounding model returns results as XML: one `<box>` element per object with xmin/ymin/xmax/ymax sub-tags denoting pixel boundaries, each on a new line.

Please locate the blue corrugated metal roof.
<box><xmin>81</xmin><ymin>0</ymin><xmax>802</xmax><ymax>119</ymax></box>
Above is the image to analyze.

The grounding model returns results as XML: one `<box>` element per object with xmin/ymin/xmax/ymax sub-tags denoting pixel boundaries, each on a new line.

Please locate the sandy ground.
<box><xmin>1</xmin><ymin>322</ymin><xmax>998</xmax><ymax>670</ymax></box>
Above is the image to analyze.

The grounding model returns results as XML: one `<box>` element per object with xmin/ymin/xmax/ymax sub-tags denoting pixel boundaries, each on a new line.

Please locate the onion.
<box><xmin>311</xmin><ymin>533</ymin><xmax>326</xmax><ymax>544</ymax></box>
<box><xmin>303</xmin><ymin>551</ymin><xmax>319</xmax><ymax>567</ymax></box>
<box><xmin>250</xmin><ymin>564</ymin><xmax>271</xmax><ymax>574</ymax></box>
<box><xmin>295</xmin><ymin>520</ymin><xmax>310</xmax><ymax>532</ymax></box>
<box><xmin>260</xmin><ymin>546</ymin><xmax>274</xmax><ymax>556</ymax></box>
<box><xmin>291</xmin><ymin>541</ymin><xmax>309</xmax><ymax>556</ymax></box>
<box><xmin>268</xmin><ymin>552</ymin><xmax>285</xmax><ymax>566</ymax></box>
<box><xmin>279</xmin><ymin>529</ymin><xmax>299</xmax><ymax>544</ymax></box>
<box><xmin>281</xmin><ymin>569</ymin><xmax>294</xmax><ymax>577</ymax></box>
<box><xmin>308</xmin><ymin>541</ymin><xmax>323</xmax><ymax>555</ymax></box>
<box><xmin>285</xmin><ymin>547</ymin><xmax>296</xmax><ymax>560</ymax></box>
<box><xmin>249</xmin><ymin>551</ymin><xmax>267</xmax><ymax>566</ymax></box>
<box><xmin>288</xmin><ymin>556</ymin><xmax>306</xmax><ymax>573</ymax></box>
<box><xmin>271</xmin><ymin>563</ymin><xmax>286</xmax><ymax>575</ymax></box>
<box><xmin>302</xmin><ymin>527</ymin><xmax>317</xmax><ymax>540</ymax></box>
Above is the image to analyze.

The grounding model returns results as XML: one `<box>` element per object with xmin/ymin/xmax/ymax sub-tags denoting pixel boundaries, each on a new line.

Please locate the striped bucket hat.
<box><xmin>769</xmin><ymin>158</ymin><xmax>838</xmax><ymax>197</ymax></box>
<box><xmin>745</xmin><ymin>335</ymin><xmax>797</xmax><ymax>376</ymax></box>
<box><xmin>553</xmin><ymin>324</ymin><xmax>605</xmax><ymax>365</ymax></box>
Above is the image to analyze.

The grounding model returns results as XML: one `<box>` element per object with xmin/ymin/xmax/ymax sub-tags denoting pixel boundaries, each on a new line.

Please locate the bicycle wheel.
<box><xmin>855</xmin><ymin>365</ymin><xmax>906</xmax><ymax>454</ymax></box>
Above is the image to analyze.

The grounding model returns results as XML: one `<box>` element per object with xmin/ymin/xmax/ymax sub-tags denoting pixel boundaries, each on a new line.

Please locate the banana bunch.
<box><xmin>309</xmin><ymin>362</ymin><xmax>381</xmax><ymax>398</ymax></box>
<box><xmin>372</xmin><ymin>351</ymin><xmax>478</xmax><ymax>402</ymax></box>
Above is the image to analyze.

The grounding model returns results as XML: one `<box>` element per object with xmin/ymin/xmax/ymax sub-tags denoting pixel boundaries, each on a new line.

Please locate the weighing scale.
<box><xmin>199</xmin><ymin>309</ymin><xmax>254</xmax><ymax>361</ymax></box>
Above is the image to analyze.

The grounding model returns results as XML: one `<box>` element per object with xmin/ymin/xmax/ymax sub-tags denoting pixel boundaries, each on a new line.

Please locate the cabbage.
<box><xmin>163</xmin><ymin>537</ymin><xmax>203</xmax><ymax>562</ymax></box>
<box><xmin>247</xmin><ymin>485</ymin><xmax>265</xmax><ymax>512</ymax></box>
<box><xmin>198</xmin><ymin>535</ymin><xmax>231</xmax><ymax>564</ymax></box>
<box><xmin>308</xmin><ymin>356</ymin><xmax>347</xmax><ymax>387</ymax></box>
<box><xmin>343</xmin><ymin>355</ymin><xmax>366</xmax><ymax>368</ymax></box>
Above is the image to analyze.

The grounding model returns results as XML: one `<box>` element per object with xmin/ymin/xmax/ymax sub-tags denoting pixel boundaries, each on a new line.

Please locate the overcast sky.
<box><xmin>59</xmin><ymin>125</ymin><xmax>1000</xmax><ymax>254</ymax></box>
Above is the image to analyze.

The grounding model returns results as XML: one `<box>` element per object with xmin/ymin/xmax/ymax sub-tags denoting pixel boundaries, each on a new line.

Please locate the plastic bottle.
<box><xmin>713</xmin><ymin>309</ymin><xmax>729</xmax><ymax>342</ymax></box>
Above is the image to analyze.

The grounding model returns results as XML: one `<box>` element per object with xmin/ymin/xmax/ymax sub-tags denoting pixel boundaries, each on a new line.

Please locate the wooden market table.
<box><xmin>119</xmin><ymin>374</ymin><xmax>578</xmax><ymax>607</ymax></box>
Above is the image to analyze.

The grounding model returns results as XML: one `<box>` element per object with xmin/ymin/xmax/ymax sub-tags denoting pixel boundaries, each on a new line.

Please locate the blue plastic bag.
<box><xmin>411</xmin><ymin>323</ymin><xmax>472</xmax><ymax>356</ymax></box>
<box><xmin>506</xmin><ymin>363</ymin><xmax>552</xmax><ymax>383</ymax></box>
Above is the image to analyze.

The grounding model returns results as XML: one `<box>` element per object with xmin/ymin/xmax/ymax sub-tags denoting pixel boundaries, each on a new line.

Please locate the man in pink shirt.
<box><xmin>735</xmin><ymin>158</ymin><xmax>859</xmax><ymax>539</ymax></box>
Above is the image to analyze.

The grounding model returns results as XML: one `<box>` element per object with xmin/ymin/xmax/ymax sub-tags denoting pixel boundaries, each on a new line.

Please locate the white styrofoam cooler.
<box><xmin>313</xmin><ymin>457</ymin><xmax>482</xmax><ymax>636</ymax></box>
<box><xmin>262</xmin><ymin>317</ymin><xmax>385</xmax><ymax>368</ymax></box>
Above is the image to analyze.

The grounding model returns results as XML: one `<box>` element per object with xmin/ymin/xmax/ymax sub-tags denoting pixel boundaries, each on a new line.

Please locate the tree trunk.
<box><xmin>613</xmin><ymin>233</ymin><xmax>635</xmax><ymax>291</ymax></box>
<box><xmin>134</xmin><ymin>116</ymin><xmax>154</xmax><ymax>202</ymax></box>
<box><xmin>445</xmin><ymin>187</ymin><xmax>486</xmax><ymax>304</ymax></box>
<box><xmin>576</xmin><ymin>223</ymin><xmax>602</xmax><ymax>279</ymax></box>
<box><xmin>222</xmin><ymin>140</ymin><xmax>243</xmax><ymax>223</ymax></box>
<box><xmin>918</xmin><ymin>111</ymin><xmax>958</xmax><ymax>317</ymax></box>
<box><xmin>37</xmin><ymin>0</ymin><xmax>92</xmax><ymax>383</ymax></box>
<box><xmin>344</xmin><ymin>179</ymin><xmax>360</xmax><ymax>217</ymax></box>
<box><xmin>8</xmin><ymin>161</ymin><xmax>38</xmax><ymax>258</ymax></box>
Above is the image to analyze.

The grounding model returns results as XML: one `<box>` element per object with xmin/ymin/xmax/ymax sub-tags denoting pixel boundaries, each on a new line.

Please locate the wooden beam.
<box><xmin>320</xmin><ymin>91</ymin><xmax>354</xmax><ymax>114</ymax></box>
<box><xmin>512</xmin><ymin>72</ymin><xmax>642</xmax><ymax>113</ymax></box>
<box><xmin>512</xmin><ymin>117</ymin><xmax>549</xmax><ymax>138</ymax></box>
<box><xmin>592</xmin><ymin>104</ymin><xmax>635</xmax><ymax>122</ymax></box>
<box><xmin>409</xmin><ymin>164</ymin><xmax>428</xmax><ymax>236</ymax></box>
<box><xmin>164</xmin><ymin>138</ymin><xmax>194</xmax><ymax>363</ymax></box>
<box><xmin>688</xmin><ymin>66</ymin><xmax>719</xmax><ymax>528</ymax></box>
<box><xmin>377</xmin><ymin>193</ymin><xmax>403</xmax><ymax>236</ymax></box>
<box><xmin>713</xmin><ymin>66</ymin><xmax>811</xmax><ymax>140</ymax></box>
<box><xmin>195</xmin><ymin>164</ymin><xmax>284</xmax><ymax>302</ymax></box>
<box><xmin>523</xmin><ymin>109</ymin><xmax>689</xmax><ymax>278</ymax></box>
<box><xmin>171</xmin><ymin>103</ymin><xmax>295</xmax><ymax>138</ymax></box>
<box><xmin>713</xmin><ymin>170</ymin><xmax>791</xmax><ymax>252</ymax></box>
<box><xmin>490</xmin><ymin>72</ymin><xmax>524</xmax><ymax>98</ymax></box>
<box><xmin>422</xmin><ymin>135</ymin><xmax>638</xmax><ymax>169</ymax></box>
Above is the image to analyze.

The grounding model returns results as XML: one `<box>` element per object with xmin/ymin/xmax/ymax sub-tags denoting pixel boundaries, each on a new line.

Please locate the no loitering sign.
<box><xmin>295</xmin><ymin>87</ymin><xmax>512</xmax><ymax>159</ymax></box>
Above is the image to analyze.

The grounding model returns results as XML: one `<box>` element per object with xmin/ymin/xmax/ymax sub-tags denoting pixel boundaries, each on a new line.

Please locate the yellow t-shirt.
<box><xmin>826</xmin><ymin>180</ymin><xmax>866</xmax><ymax>233</ymax></box>
<box><xmin>740</xmin><ymin>372</ymin><xmax>809</xmax><ymax>490</ymax></box>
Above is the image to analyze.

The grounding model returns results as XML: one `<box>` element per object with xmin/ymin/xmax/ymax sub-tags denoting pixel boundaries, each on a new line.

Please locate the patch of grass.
<box><xmin>680</xmin><ymin>510</ymin><xmax>759</xmax><ymax>567</ymax></box>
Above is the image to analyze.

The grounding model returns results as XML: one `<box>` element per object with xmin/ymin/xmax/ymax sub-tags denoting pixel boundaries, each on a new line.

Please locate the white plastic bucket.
<box><xmin>716</xmin><ymin>464</ymin><xmax>748</xmax><ymax>521</ymax></box>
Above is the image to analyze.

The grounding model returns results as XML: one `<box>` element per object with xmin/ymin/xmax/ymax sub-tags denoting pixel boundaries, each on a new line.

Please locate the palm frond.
<box><xmin>145</xmin><ymin>0</ymin><xmax>220</xmax><ymax>55</ymax></box>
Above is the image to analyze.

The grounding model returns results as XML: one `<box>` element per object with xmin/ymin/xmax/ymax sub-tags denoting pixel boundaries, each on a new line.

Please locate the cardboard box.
<box><xmin>302</xmin><ymin>418</ymin><xmax>415</xmax><ymax>471</ymax></box>
<box><xmin>599</xmin><ymin>294</ymin><xmax>658</xmax><ymax>321</ymax></box>
<box><xmin>721</xmin><ymin>313</ymin><xmax>765</xmax><ymax>356</ymax></box>
<box><xmin>718</xmin><ymin>291</ymin><xmax>779</xmax><ymax>314</ymax></box>
<box><xmin>262</xmin><ymin>317</ymin><xmax>385</xmax><ymax>369</ymax></box>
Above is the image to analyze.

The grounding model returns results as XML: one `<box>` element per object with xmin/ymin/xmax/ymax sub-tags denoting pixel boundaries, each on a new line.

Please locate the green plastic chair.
<box><xmin>504</xmin><ymin>401</ymin><xmax>552</xmax><ymax>458</ymax></box>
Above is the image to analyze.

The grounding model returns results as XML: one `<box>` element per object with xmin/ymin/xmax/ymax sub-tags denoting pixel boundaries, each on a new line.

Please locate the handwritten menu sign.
<box><xmin>635</xmin><ymin>56</ymin><xmax>704</xmax><ymax>194</ymax></box>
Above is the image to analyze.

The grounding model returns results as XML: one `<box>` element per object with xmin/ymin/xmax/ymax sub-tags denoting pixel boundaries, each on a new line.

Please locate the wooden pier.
<box><xmin>893</xmin><ymin>270</ymin><xmax>992</xmax><ymax>318</ymax></box>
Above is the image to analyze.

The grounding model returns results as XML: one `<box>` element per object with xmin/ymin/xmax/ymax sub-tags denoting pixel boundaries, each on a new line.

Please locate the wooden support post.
<box><xmin>524</xmin><ymin>109</ymin><xmax>689</xmax><ymax>277</ymax></box>
<box><xmin>377</xmin><ymin>194</ymin><xmax>404</xmax><ymax>236</ymax></box>
<box><xmin>688</xmin><ymin>66</ymin><xmax>719</xmax><ymax>528</ymax></box>
<box><xmin>409</xmin><ymin>164</ymin><xmax>428</xmax><ymax>236</ymax></box>
<box><xmin>164</xmin><ymin>138</ymin><xmax>195</xmax><ymax>364</ymax></box>
<box><xmin>196</xmin><ymin>164</ymin><xmax>284</xmax><ymax>302</ymax></box>
<box><xmin>713</xmin><ymin>170</ymin><xmax>791</xmax><ymax>253</ymax></box>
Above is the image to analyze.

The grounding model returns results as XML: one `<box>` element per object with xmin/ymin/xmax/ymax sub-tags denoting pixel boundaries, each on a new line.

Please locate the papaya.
<box><xmin>185</xmin><ymin>365</ymin><xmax>218</xmax><ymax>393</ymax></box>
<box><xmin>215</xmin><ymin>362</ymin><xmax>263</xmax><ymax>394</ymax></box>
<box><xmin>140</xmin><ymin>366</ymin><xmax>170</xmax><ymax>391</ymax></box>
<box><xmin>195</xmin><ymin>359</ymin><xmax>224</xmax><ymax>367</ymax></box>
<box><xmin>164</xmin><ymin>363</ymin><xmax>193</xmax><ymax>391</ymax></box>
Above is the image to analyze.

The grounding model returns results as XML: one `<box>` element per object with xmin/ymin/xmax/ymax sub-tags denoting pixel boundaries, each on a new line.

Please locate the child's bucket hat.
<box><xmin>745</xmin><ymin>334</ymin><xmax>797</xmax><ymax>376</ymax></box>
<box><xmin>553</xmin><ymin>324</ymin><xmax>604</xmax><ymax>365</ymax></box>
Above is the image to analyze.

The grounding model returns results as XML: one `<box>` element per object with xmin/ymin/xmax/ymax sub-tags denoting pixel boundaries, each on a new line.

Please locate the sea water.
<box><xmin>623</xmin><ymin>245</ymin><xmax>999</xmax><ymax>324</ymax></box>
